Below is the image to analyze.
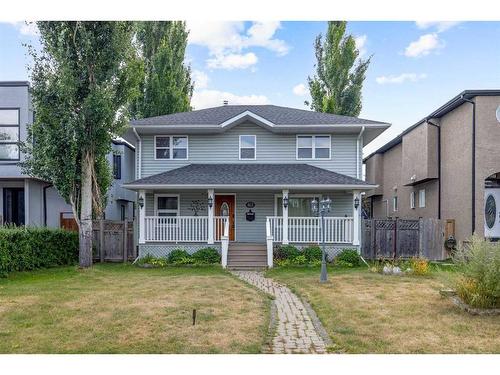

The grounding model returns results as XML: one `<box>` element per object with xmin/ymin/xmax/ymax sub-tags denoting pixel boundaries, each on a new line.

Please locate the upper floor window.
<box><xmin>296</xmin><ymin>135</ymin><xmax>331</xmax><ymax>160</ymax></box>
<box><xmin>155</xmin><ymin>136</ymin><xmax>188</xmax><ymax>160</ymax></box>
<box><xmin>393</xmin><ymin>196</ymin><xmax>398</xmax><ymax>212</ymax></box>
<box><xmin>239</xmin><ymin>135</ymin><xmax>256</xmax><ymax>160</ymax></box>
<box><xmin>419</xmin><ymin>189</ymin><xmax>426</xmax><ymax>208</ymax></box>
<box><xmin>0</xmin><ymin>109</ymin><xmax>20</xmax><ymax>161</ymax></box>
<box><xmin>113</xmin><ymin>154</ymin><xmax>122</xmax><ymax>179</ymax></box>
<box><xmin>410</xmin><ymin>191</ymin><xmax>416</xmax><ymax>209</ymax></box>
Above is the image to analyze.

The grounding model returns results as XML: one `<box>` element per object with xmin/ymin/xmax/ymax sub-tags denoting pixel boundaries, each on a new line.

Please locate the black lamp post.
<box><xmin>312</xmin><ymin>197</ymin><xmax>331</xmax><ymax>283</ymax></box>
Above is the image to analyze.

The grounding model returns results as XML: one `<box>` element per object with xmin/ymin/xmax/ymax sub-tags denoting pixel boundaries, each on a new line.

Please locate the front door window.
<box><xmin>221</xmin><ymin>202</ymin><xmax>229</xmax><ymax>217</ymax></box>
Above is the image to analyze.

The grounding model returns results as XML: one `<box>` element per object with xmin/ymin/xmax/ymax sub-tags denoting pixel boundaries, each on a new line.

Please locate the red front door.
<box><xmin>215</xmin><ymin>195</ymin><xmax>235</xmax><ymax>241</ymax></box>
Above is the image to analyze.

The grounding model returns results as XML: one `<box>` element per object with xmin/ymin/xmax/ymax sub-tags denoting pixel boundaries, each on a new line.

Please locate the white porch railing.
<box><xmin>144</xmin><ymin>216</ymin><xmax>228</xmax><ymax>243</ymax></box>
<box><xmin>266</xmin><ymin>216</ymin><xmax>354</xmax><ymax>244</ymax></box>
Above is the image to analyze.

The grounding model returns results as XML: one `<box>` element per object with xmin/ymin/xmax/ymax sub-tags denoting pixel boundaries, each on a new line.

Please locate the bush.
<box><xmin>453</xmin><ymin>236</ymin><xmax>500</xmax><ymax>309</ymax></box>
<box><xmin>191</xmin><ymin>247</ymin><xmax>221</xmax><ymax>264</ymax></box>
<box><xmin>302</xmin><ymin>245</ymin><xmax>322</xmax><ymax>262</ymax></box>
<box><xmin>136</xmin><ymin>254</ymin><xmax>168</xmax><ymax>267</ymax></box>
<box><xmin>167</xmin><ymin>249</ymin><xmax>191</xmax><ymax>264</ymax></box>
<box><xmin>274</xmin><ymin>245</ymin><xmax>300</xmax><ymax>261</ymax></box>
<box><xmin>409</xmin><ymin>257</ymin><xmax>429</xmax><ymax>275</ymax></box>
<box><xmin>335</xmin><ymin>249</ymin><xmax>361</xmax><ymax>267</ymax></box>
<box><xmin>0</xmin><ymin>227</ymin><xmax>79</xmax><ymax>277</ymax></box>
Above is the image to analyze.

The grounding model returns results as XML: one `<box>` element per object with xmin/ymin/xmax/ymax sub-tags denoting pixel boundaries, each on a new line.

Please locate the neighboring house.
<box><xmin>0</xmin><ymin>81</ymin><xmax>135</xmax><ymax>227</ymax></box>
<box><xmin>123</xmin><ymin>105</ymin><xmax>389</xmax><ymax>268</ymax></box>
<box><xmin>364</xmin><ymin>90</ymin><xmax>500</xmax><ymax>244</ymax></box>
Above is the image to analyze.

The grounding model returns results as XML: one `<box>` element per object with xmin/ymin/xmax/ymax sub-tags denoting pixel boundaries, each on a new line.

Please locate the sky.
<box><xmin>1</xmin><ymin>21</ymin><xmax>499</xmax><ymax>155</ymax></box>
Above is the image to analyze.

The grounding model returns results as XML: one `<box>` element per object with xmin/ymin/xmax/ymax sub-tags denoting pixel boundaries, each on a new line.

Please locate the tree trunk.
<box><xmin>79</xmin><ymin>152</ymin><xmax>93</xmax><ymax>268</ymax></box>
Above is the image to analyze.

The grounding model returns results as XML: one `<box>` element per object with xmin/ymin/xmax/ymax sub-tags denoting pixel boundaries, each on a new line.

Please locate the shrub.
<box><xmin>0</xmin><ymin>227</ymin><xmax>79</xmax><ymax>277</ymax></box>
<box><xmin>274</xmin><ymin>244</ymin><xmax>300</xmax><ymax>261</ymax></box>
<box><xmin>335</xmin><ymin>249</ymin><xmax>361</xmax><ymax>267</ymax></box>
<box><xmin>291</xmin><ymin>254</ymin><xmax>308</xmax><ymax>265</ymax></box>
<box><xmin>409</xmin><ymin>257</ymin><xmax>429</xmax><ymax>275</ymax></box>
<box><xmin>167</xmin><ymin>249</ymin><xmax>191</xmax><ymax>264</ymax></box>
<box><xmin>453</xmin><ymin>235</ymin><xmax>500</xmax><ymax>309</ymax></box>
<box><xmin>302</xmin><ymin>245</ymin><xmax>322</xmax><ymax>262</ymax></box>
<box><xmin>192</xmin><ymin>247</ymin><xmax>221</xmax><ymax>264</ymax></box>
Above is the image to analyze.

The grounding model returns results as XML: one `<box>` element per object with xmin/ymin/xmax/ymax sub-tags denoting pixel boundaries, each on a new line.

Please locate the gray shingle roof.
<box><xmin>130</xmin><ymin>105</ymin><xmax>386</xmax><ymax>126</ymax></box>
<box><xmin>125</xmin><ymin>164</ymin><xmax>373</xmax><ymax>187</ymax></box>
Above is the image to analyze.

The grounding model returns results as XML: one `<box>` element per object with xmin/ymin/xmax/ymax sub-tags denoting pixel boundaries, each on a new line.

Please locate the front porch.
<box><xmin>136</xmin><ymin>188</ymin><xmax>361</xmax><ymax>268</ymax></box>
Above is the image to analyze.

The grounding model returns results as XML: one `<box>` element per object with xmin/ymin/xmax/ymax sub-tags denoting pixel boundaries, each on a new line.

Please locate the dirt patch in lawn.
<box><xmin>0</xmin><ymin>265</ymin><xmax>269</xmax><ymax>353</ymax></box>
<box><xmin>267</xmin><ymin>267</ymin><xmax>500</xmax><ymax>353</ymax></box>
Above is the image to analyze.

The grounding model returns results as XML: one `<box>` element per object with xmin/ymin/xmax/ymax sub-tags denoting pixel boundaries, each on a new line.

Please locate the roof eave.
<box><xmin>122</xmin><ymin>183</ymin><xmax>378</xmax><ymax>190</ymax></box>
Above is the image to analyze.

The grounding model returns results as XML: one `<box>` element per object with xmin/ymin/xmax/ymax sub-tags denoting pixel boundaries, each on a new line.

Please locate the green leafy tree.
<box><xmin>22</xmin><ymin>22</ymin><xmax>141</xmax><ymax>267</ymax></box>
<box><xmin>306</xmin><ymin>21</ymin><xmax>371</xmax><ymax>117</ymax></box>
<box><xmin>131</xmin><ymin>21</ymin><xmax>193</xmax><ymax>118</ymax></box>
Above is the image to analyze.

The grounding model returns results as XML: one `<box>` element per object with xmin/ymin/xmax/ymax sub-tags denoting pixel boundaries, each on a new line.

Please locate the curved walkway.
<box><xmin>232</xmin><ymin>271</ymin><xmax>328</xmax><ymax>354</ymax></box>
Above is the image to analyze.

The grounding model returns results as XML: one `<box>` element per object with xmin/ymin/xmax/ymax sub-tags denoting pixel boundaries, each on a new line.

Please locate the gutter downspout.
<box><xmin>132</xmin><ymin>127</ymin><xmax>141</xmax><ymax>180</ymax></box>
<box><xmin>426</xmin><ymin>118</ymin><xmax>441</xmax><ymax>220</ymax></box>
<box><xmin>462</xmin><ymin>96</ymin><xmax>476</xmax><ymax>235</ymax></box>
<box><xmin>43</xmin><ymin>183</ymin><xmax>52</xmax><ymax>226</ymax></box>
<box><xmin>357</xmin><ymin>126</ymin><xmax>365</xmax><ymax>179</ymax></box>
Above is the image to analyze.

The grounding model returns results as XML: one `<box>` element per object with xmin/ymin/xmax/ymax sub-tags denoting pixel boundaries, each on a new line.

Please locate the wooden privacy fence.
<box><xmin>361</xmin><ymin>218</ymin><xmax>446</xmax><ymax>260</ymax></box>
<box><xmin>92</xmin><ymin>220</ymin><xmax>136</xmax><ymax>262</ymax></box>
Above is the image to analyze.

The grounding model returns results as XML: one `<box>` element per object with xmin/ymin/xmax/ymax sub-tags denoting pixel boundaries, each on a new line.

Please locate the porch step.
<box><xmin>227</xmin><ymin>243</ymin><xmax>268</xmax><ymax>270</ymax></box>
<box><xmin>228</xmin><ymin>265</ymin><xmax>268</xmax><ymax>271</ymax></box>
<box><xmin>228</xmin><ymin>243</ymin><xmax>267</xmax><ymax>251</ymax></box>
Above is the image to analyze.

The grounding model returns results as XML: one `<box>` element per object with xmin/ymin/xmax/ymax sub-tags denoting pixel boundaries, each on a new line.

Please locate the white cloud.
<box><xmin>354</xmin><ymin>35</ymin><xmax>367</xmax><ymax>57</ymax></box>
<box><xmin>192</xmin><ymin>70</ymin><xmax>209</xmax><ymax>90</ymax></box>
<box><xmin>404</xmin><ymin>33</ymin><xmax>443</xmax><ymax>57</ymax></box>
<box><xmin>292</xmin><ymin>83</ymin><xmax>308</xmax><ymax>96</ymax></box>
<box><xmin>376</xmin><ymin>73</ymin><xmax>427</xmax><ymax>85</ymax></box>
<box><xmin>207</xmin><ymin>52</ymin><xmax>258</xmax><ymax>70</ymax></box>
<box><xmin>7</xmin><ymin>21</ymin><xmax>39</xmax><ymax>36</ymax></box>
<box><xmin>191</xmin><ymin>89</ymin><xmax>270</xmax><ymax>109</ymax></box>
<box><xmin>415</xmin><ymin>21</ymin><xmax>461</xmax><ymax>33</ymax></box>
<box><xmin>187</xmin><ymin>21</ymin><xmax>289</xmax><ymax>70</ymax></box>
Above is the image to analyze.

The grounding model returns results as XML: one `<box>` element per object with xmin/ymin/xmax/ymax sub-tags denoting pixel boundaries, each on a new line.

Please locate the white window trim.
<box><xmin>239</xmin><ymin>135</ymin><xmax>256</xmax><ymax>160</ymax></box>
<box><xmin>419</xmin><ymin>189</ymin><xmax>426</xmax><ymax>208</ymax></box>
<box><xmin>154</xmin><ymin>194</ymin><xmax>180</xmax><ymax>217</ymax></box>
<box><xmin>154</xmin><ymin>135</ymin><xmax>189</xmax><ymax>161</ymax></box>
<box><xmin>296</xmin><ymin>134</ymin><xmax>331</xmax><ymax>160</ymax></box>
<box><xmin>393</xmin><ymin>196</ymin><xmax>398</xmax><ymax>212</ymax></box>
<box><xmin>274</xmin><ymin>193</ymin><xmax>320</xmax><ymax>216</ymax></box>
<box><xmin>410</xmin><ymin>191</ymin><xmax>415</xmax><ymax>209</ymax></box>
<box><xmin>0</xmin><ymin>108</ymin><xmax>21</xmax><ymax>162</ymax></box>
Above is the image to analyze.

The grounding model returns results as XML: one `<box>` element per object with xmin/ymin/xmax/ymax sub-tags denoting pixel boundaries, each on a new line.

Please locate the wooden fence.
<box><xmin>92</xmin><ymin>220</ymin><xmax>136</xmax><ymax>262</ymax></box>
<box><xmin>361</xmin><ymin>218</ymin><xmax>446</xmax><ymax>260</ymax></box>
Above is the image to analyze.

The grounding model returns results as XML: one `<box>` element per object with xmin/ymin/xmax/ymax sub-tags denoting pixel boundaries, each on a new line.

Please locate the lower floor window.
<box><xmin>155</xmin><ymin>195</ymin><xmax>179</xmax><ymax>217</ymax></box>
<box><xmin>276</xmin><ymin>195</ymin><xmax>319</xmax><ymax>216</ymax></box>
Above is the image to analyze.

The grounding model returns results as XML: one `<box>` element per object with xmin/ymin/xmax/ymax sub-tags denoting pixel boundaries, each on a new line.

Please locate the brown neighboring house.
<box><xmin>364</xmin><ymin>90</ymin><xmax>500</xmax><ymax>244</ymax></box>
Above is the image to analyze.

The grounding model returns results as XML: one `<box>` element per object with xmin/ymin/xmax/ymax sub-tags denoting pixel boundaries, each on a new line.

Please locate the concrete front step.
<box><xmin>228</xmin><ymin>265</ymin><xmax>268</xmax><ymax>271</ymax></box>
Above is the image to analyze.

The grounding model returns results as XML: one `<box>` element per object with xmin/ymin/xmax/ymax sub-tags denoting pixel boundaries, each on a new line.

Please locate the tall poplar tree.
<box><xmin>306</xmin><ymin>21</ymin><xmax>371</xmax><ymax>117</ymax></box>
<box><xmin>23</xmin><ymin>22</ymin><xmax>141</xmax><ymax>267</ymax></box>
<box><xmin>131</xmin><ymin>21</ymin><xmax>193</xmax><ymax>118</ymax></box>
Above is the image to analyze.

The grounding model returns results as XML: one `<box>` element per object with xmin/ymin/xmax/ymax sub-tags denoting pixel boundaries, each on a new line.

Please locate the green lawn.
<box><xmin>0</xmin><ymin>264</ymin><xmax>270</xmax><ymax>353</ymax></box>
<box><xmin>267</xmin><ymin>266</ymin><xmax>500</xmax><ymax>354</ymax></box>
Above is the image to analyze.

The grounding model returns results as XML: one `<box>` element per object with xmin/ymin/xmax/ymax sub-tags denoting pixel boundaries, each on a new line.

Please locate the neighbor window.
<box><xmin>155</xmin><ymin>195</ymin><xmax>179</xmax><ymax>217</ymax></box>
<box><xmin>276</xmin><ymin>195</ymin><xmax>320</xmax><ymax>217</ymax></box>
<box><xmin>155</xmin><ymin>136</ymin><xmax>188</xmax><ymax>160</ymax></box>
<box><xmin>410</xmin><ymin>191</ymin><xmax>416</xmax><ymax>209</ymax></box>
<box><xmin>113</xmin><ymin>154</ymin><xmax>122</xmax><ymax>179</ymax></box>
<box><xmin>239</xmin><ymin>135</ymin><xmax>256</xmax><ymax>160</ymax></box>
<box><xmin>296</xmin><ymin>135</ymin><xmax>331</xmax><ymax>159</ymax></box>
<box><xmin>0</xmin><ymin>109</ymin><xmax>20</xmax><ymax>161</ymax></box>
<box><xmin>393</xmin><ymin>196</ymin><xmax>398</xmax><ymax>212</ymax></box>
<box><xmin>419</xmin><ymin>189</ymin><xmax>426</xmax><ymax>208</ymax></box>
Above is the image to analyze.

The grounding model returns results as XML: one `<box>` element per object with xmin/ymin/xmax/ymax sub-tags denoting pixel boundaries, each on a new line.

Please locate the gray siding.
<box><xmin>139</xmin><ymin>123</ymin><xmax>359</xmax><ymax>178</ymax></box>
<box><xmin>144</xmin><ymin>189</ymin><xmax>354</xmax><ymax>242</ymax></box>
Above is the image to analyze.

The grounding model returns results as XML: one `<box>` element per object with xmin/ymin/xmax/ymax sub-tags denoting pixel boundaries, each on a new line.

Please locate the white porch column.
<box><xmin>207</xmin><ymin>189</ymin><xmax>214</xmax><ymax>244</ymax></box>
<box><xmin>282</xmin><ymin>189</ymin><xmax>289</xmax><ymax>244</ymax></box>
<box><xmin>353</xmin><ymin>190</ymin><xmax>361</xmax><ymax>246</ymax></box>
<box><xmin>138</xmin><ymin>190</ymin><xmax>146</xmax><ymax>244</ymax></box>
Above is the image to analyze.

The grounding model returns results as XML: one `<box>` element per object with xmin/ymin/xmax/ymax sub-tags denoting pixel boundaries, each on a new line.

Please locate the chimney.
<box><xmin>223</xmin><ymin>100</ymin><xmax>228</xmax><ymax>106</ymax></box>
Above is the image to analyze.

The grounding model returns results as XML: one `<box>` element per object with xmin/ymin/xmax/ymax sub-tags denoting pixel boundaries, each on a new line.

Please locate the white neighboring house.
<box><xmin>0</xmin><ymin>81</ymin><xmax>136</xmax><ymax>227</ymax></box>
<box><xmin>123</xmin><ymin>104</ymin><xmax>390</xmax><ymax>268</ymax></box>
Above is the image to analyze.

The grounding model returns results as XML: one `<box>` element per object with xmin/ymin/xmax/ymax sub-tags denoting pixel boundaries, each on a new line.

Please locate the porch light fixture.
<box><xmin>207</xmin><ymin>196</ymin><xmax>213</xmax><ymax>208</ymax></box>
<box><xmin>354</xmin><ymin>196</ymin><xmax>360</xmax><ymax>209</ymax></box>
<box><xmin>311</xmin><ymin>197</ymin><xmax>332</xmax><ymax>283</ymax></box>
<box><xmin>138</xmin><ymin>196</ymin><xmax>144</xmax><ymax>209</ymax></box>
<box><xmin>283</xmin><ymin>196</ymin><xmax>289</xmax><ymax>209</ymax></box>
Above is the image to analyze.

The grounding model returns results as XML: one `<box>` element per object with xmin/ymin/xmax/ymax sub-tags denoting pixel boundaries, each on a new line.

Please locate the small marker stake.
<box><xmin>192</xmin><ymin>309</ymin><xmax>196</xmax><ymax>325</ymax></box>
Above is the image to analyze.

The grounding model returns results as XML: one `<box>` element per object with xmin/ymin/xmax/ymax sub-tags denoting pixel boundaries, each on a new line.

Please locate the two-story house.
<box><xmin>123</xmin><ymin>104</ymin><xmax>389</xmax><ymax>268</ymax></box>
<box><xmin>364</xmin><ymin>90</ymin><xmax>500</xmax><ymax>245</ymax></box>
<box><xmin>0</xmin><ymin>81</ymin><xmax>136</xmax><ymax>227</ymax></box>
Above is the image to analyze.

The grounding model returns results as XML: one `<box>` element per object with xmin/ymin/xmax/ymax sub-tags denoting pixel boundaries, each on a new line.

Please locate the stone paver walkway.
<box><xmin>232</xmin><ymin>271</ymin><xmax>328</xmax><ymax>354</ymax></box>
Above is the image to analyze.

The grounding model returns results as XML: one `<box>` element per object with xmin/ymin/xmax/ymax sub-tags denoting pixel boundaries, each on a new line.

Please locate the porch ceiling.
<box><xmin>123</xmin><ymin>163</ymin><xmax>377</xmax><ymax>190</ymax></box>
